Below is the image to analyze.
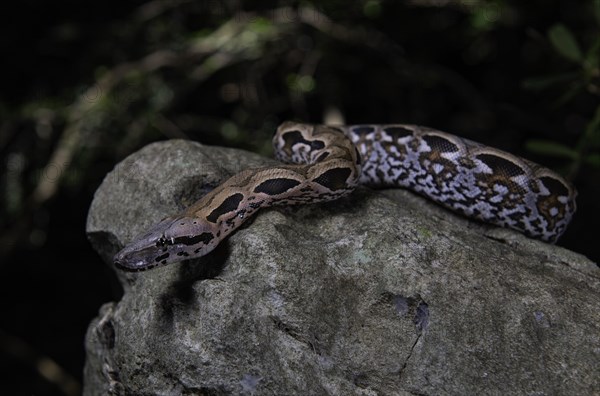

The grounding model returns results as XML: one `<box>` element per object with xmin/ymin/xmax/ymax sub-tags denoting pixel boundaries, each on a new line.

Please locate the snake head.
<box><xmin>114</xmin><ymin>216</ymin><xmax>218</xmax><ymax>271</ymax></box>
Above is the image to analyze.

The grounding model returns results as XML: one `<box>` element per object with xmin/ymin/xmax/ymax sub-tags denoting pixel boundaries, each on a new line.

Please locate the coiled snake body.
<box><xmin>114</xmin><ymin>122</ymin><xmax>577</xmax><ymax>271</ymax></box>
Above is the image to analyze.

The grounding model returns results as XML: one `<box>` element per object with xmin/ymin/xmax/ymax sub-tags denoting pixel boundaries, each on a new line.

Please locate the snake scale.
<box><xmin>114</xmin><ymin>122</ymin><xmax>577</xmax><ymax>271</ymax></box>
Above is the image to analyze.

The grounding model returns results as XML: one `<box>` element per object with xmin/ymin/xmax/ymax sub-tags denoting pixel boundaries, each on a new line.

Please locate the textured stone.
<box><xmin>85</xmin><ymin>140</ymin><xmax>600</xmax><ymax>396</ymax></box>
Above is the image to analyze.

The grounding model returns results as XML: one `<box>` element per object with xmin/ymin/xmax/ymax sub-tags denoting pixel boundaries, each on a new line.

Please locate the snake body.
<box><xmin>114</xmin><ymin>122</ymin><xmax>577</xmax><ymax>271</ymax></box>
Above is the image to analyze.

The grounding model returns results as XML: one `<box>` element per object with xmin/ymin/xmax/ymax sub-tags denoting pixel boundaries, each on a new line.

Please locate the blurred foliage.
<box><xmin>523</xmin><ymin>14</ymin><xmax>600</xmax><ymax>177</ymax></box>
<box><xmin>0</xmin><ymin>1</ymin><xmax>599</xmax><ymax>394</ymax></box>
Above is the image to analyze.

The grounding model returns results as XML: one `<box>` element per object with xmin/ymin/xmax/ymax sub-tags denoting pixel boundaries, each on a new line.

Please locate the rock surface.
<box><xmin>85</xmin><ymin>139</ymin><xmax>600</xmax><ymax>396</ymax></box>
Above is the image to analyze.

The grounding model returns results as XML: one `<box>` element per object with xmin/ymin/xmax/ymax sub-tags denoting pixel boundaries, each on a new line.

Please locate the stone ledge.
<box><xmin>84</xmin><ymin>140</ymin><xmax>599</xmax><ymax>396</ymax></box>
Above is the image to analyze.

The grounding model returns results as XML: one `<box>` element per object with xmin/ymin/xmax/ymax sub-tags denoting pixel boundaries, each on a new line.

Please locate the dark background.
<box><xmin>1</xmin><ymin>1</ymin><xmax>598</xmax><ymax>395</ymax></box>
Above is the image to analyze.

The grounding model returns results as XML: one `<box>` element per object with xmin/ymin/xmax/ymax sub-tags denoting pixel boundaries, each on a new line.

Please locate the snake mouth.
<box><xmin>114</xmin><ymin>259</ymin><xmax>157</xmax><ymax>272</ymax></box>
<box><xmin>113</xmin><ymin>245</ymin><xmax>163</xmax><ymax>272</ymax></box>
<box><xmin>113</xmin><ymin>236</ymin><xmax>216</xmax><ymax>272</ymax></box>
<box><xmin>112</xmin><ymin>215</ymin><xmax>221</xmax><ymax>271</ymax></box>
<box><xmin>113</xmin><ymin>227</ymin><xmax>172</xmax><ymax>272</ymax></box>
<box><xmin>113</xmin><ymin>241</ymin><xmax>212</xmax><ymax>271</ymax></box>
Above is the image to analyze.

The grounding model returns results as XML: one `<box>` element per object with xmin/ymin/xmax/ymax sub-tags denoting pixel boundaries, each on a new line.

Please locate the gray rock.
<box><xmin>85</xmin><ymin>140</ymin><xmax>600</xmax><ymax>396</ymax></box>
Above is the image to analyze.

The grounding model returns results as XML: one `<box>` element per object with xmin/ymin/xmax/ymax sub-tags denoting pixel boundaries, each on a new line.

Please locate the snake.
<box><xmin>114</xmin><ymin>122</ymin><xmax>577</xmax><ymax>271</ymax></box>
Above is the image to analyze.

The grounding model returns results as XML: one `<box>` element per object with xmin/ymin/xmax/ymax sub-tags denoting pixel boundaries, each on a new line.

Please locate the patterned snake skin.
<box><xmin>114</xmin><ymin>122</ymin><xmax>577</xmax><ymax>271</ymax></box>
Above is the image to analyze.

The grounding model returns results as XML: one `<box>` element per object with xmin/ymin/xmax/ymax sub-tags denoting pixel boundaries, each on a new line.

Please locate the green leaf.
<box><xmin>594</xmin><ymin>0</ymin><xmax>600</xmax><ymax>27</ymax></box>
<box><xmin>548</xmin><ymin>24</ymin><xmax>583</xmax><ymax>63</ymax></box>
<box><xmin>286</xmin><ymin>74</ymin><xmax>315</xmax><ymax>93</ymax></box>
<box><xmin>584</xmin><ymin>37</ymin><xmax>600</xmax><ymax>71</ymax></box>
<box><xmin>249</xmin><ymin>17</ymin><xmax>273</xmax><ymax>33</ymax></box>
<box><xmin>470</xmin><ymin>2</ymin><xmax>502</xmax><ymax>31</ymax></box>
<box><xmin>525</xmin><ymin>139</ymin><xmax>579</xmax><ymax>160</ymax></box>
<box><xmin>522</xmin><ymin>72</ymin><xmax>579</xmax><ymax>91</ymax></box>
<box><xmin>584</xmin><ymin>153</ymin><xmax>600</xmax><ymax>167</ymax></box>
<box><xmin>363</xmin><ymin>0</ymin><xmax>382</xmax><ymax>19</ymax></box>
<box><xmin>553</xmin><ymin>80</ymin><xmax>586</xmax><ymax>107</ymax></box>
<box><xmin>584</xmin><ymin>105</ymin><xmax>600</xmax><ymax>147</ymax></box>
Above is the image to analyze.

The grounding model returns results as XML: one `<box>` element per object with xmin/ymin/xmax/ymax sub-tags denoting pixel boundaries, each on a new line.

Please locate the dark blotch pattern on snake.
<box><xmin>114</xmin><ymin>122</ymin><xmax>576</xmax><ymax>271</ymax></box>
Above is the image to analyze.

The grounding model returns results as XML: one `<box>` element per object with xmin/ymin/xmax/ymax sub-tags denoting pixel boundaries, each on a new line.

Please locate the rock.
<box><xmin>85</xmin><ymin>139</ymin><xmax>600</xmax><ymax>396</ymax></box>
